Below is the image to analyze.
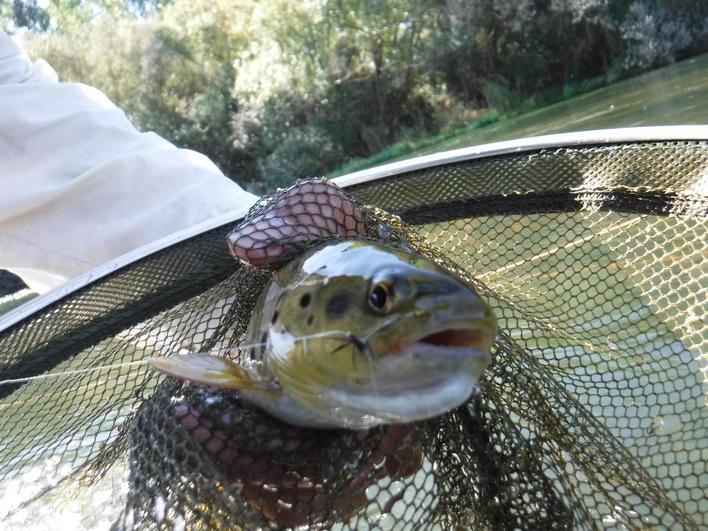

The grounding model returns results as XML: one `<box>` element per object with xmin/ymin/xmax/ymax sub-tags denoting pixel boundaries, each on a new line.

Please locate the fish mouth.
<box><xmin>421</xmin><ymin>328</ymin><xmax>485</xmax><ymax>346</ymax></box>
<box><xmin>321</xmin><ymin>317</ymin><xmax>497</xmax><ymax>428</ymax></box>
<box><xmin>391</xmin><ymin>318</ymin><xmax>497</xmax><ymax>362</ymax></box>
<box><xmin>409</xmin><ymin>328</ymin><xmax>490</xmax><ymax>357</ymax></box>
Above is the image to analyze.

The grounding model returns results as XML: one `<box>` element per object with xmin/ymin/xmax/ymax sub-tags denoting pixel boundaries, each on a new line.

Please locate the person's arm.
<box><xmin>0</xmin><ymin>29</ymin><xmax>257</xmax><ymax>293</ymax></box>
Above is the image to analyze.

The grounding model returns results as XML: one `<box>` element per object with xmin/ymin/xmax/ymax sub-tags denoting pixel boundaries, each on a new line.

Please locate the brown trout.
<box><xmin>151</xmin><ymin>238</ymin><xmax>497</xmax><ymax>430</ymax></box>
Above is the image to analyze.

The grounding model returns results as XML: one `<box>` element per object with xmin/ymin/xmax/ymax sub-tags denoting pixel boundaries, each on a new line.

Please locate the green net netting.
<box><xmin>0</xmin><ymin>141</ymin><xmax>705</xmax><ymax>530</ymax></box>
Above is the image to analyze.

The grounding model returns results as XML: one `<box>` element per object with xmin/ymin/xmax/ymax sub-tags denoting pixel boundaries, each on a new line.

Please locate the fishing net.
<box><xmin>0</xmin><ymin>139</ymin><xmax>705</xmax><ymax>530</ymax></box>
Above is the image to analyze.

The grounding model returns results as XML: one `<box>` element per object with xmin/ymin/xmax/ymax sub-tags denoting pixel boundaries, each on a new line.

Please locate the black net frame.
<box><xmin>0</xmin><ymin>136</ymin><xmax>705</xmax><ymax>530</ymax></box>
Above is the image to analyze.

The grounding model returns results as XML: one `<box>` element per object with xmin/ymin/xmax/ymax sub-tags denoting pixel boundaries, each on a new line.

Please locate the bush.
<box><xmin>621</xmin><ymin>1</ymin><xmax>697</xmax><ymax>72</ymax></box>
<box><xmin>481</xmin><ymin>80</ymin><xmax>524</xmax><ymax>113</ymax></box>
<box><xmin>256</xmin><ymin>125</ymin><xmax>342</xmax><ymax>193</ymax></box>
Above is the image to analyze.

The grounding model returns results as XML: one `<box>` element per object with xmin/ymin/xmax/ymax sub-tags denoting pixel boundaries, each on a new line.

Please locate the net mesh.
<box><xmin>0</xmin><ymin>141</ymin><xmax>705</xmax><ymax>530</ymax></box>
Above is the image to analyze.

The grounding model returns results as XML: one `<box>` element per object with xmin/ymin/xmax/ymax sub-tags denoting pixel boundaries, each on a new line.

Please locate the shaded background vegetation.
<box><xmin>1</xmin><ymin>0</ymin><xmax>707</xmax><ymax>193</ymax></box>
<box><xmin>0</xmin><ymin>0</ymin><xmax>706</xmax><ymax>298</ymax></box>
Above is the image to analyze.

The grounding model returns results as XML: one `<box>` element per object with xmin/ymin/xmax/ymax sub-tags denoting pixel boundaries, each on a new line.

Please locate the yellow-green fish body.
<box><xmin>152</xmin><ymin>239</ymin><xmax>496</xmax><ymax>429</ymax></box>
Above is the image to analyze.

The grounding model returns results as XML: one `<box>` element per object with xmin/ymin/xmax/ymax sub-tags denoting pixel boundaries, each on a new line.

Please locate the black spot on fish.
<box><xmin>326</xmin><ymin>292</ymin><xmax>350</xmax><ymax>319</ymax></box>
<box><xmin>260</xmin><ymin>332</ymin><xmax>268</xmax><ymax>354</ymax></box>
<box><xmin>300</xmin><ymin>293</ymin><xmax>311</xmax><ymax>308</ymax></box>
<box><xmin>307</xmin><ymin>315</ymin><xmax>314</xmax><ymax>326</ymax></box>
<box><xmin>272</xmin><ymin>311</ymin><xmax>279</xmax><ymax>324</ymax></box>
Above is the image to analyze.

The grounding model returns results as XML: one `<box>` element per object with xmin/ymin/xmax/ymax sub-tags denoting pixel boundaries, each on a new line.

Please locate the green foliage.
<box><xmin>8</xmin><ymin>0</ymin><xmax>708</xmax><ymax>191</ymax></box>
<box><xmin>327</xmin><ymin>110</ymin><xmax>502</xmax><ymax>178</ymax></box>
<box><xmin>620</xmin><ymin>1</ymin><xmax>705</xmax><ymax>72</ymax></box>
<box><xmin>0</xmin><ymin>0</ymin><xmax>50</xmax><ymax>32</ymax></box>
<box><xmin>22</xmin><ymin>9</ymin><xmax>256</xmax><ymax>178</ymax></box>
<box><xmin>1</xmin><ymin>1</ymin><xmax>174</xmax><ymax>33</ymax></box>
<box><xmin>256</xmin><ymin>125</ymin><xmax>341</xmax><ymax>193</ymax></box>
<box><xmin>481</xmin><ymin>81</ymin><xmax>524</xmax><ymax>114</ymax></box>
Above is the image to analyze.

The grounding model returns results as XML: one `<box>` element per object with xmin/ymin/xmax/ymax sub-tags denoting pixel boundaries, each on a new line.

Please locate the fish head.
<box><xmin>265</xmin><ymin>239</ymin><xmax>497</xmax><ymax>429</ymax></box>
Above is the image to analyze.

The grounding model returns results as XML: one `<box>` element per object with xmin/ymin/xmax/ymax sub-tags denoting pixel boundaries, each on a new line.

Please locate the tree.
<box><xmin>12</xmin><ymin>0</ymin><xmax>708</xmax><ymax>190</ymax></box>
<box><xmin>1</xmin><ymin>0</ymin><xmax>50</xmax><ymax>32</ymax></box>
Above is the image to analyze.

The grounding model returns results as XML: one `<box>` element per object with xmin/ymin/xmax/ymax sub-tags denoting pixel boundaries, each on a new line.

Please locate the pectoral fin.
<box><xmin>149</xmin><ymin>353</ymin><xmax>276</xmax><ymax>391</ymax></box>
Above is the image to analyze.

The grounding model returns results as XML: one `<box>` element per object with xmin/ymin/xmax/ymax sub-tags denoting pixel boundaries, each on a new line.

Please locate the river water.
<box><xmin>412</xmin><ymin>53</ymin><xmax>708</xmax><ymax>157</ymax></box>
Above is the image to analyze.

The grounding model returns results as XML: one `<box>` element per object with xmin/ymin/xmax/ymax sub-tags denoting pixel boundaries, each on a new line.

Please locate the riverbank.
<box><xmin>329</xmin><ymin>53</ymin><xmax>708</xmax><ymax>178</ymax></box>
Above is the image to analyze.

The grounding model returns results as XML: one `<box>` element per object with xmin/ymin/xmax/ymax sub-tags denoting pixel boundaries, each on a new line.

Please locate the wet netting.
<box><xmin>0</xmin><ymin>140</ymin><xmax>706</xmax><ymax>530</ymax></box>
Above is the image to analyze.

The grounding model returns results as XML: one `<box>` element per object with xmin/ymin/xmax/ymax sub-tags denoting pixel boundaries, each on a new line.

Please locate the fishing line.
<box><xmin>0</xmin><ymin>359</ymin><xmax>152</xmax><ymax>387</ymax></box>
<box><xmin>0</xmin><ymin>330</ymin><xmax>356</xmax><ymax>387</ymax></box>
<box><xmin>362</xmin><ymin>312</ymin><xmax>411</xmax><ymax>343</ymax></box>
<box><xmin>361</xmin><ymin>314</ymin><xmax>409</xmax><ymax>398</ymax></box>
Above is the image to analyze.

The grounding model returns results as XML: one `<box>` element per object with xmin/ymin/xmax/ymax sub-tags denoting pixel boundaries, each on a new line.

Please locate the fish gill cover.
<box><xmin>0</xmin><ymin>140</ymin><xmax>706</xmax><ymax>530</ymax></box>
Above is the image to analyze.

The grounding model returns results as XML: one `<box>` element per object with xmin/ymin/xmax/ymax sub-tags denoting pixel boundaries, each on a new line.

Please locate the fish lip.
<box><xmin>345</xmin><ymin>365</ymin><xmax>482</xmax><ymax>396</ymax></box>
<box><xmin>389</xmin><ymin>314</ymin><xmax>497</xmax><ymax>360</ymax></box>
<box><xmin>325</xmin><ymin>373</ymin><xmax>478</xmax><ymax>426</ymax></box>
<box><xmin>401</xmin><ymin>343</ymin><xmax>490</xmax><ymax>362</ymax></box>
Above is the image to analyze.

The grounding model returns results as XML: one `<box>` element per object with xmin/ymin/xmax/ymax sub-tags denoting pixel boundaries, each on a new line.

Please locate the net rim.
<box><xmin>1</xmin><ymin>125</ymin><xmax>707</xmax><ymax>333</ymax></box>
<box><xmin>336</xmin><ymin>125</ymin><xmax>708</xmax><ymax>186</ymax></box>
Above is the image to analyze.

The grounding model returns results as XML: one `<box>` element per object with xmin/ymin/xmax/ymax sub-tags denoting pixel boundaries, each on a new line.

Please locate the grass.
<box><xmin>0</xmin><ymin>291</ymin><xmax>37</xmax><ymax>316</ymax></box>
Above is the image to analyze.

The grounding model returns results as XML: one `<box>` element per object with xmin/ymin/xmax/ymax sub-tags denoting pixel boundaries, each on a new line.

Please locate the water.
<box><xmin>410</xmin><ymin>53</ymin><xmax>708</xmax><ymax>158</ymax></box>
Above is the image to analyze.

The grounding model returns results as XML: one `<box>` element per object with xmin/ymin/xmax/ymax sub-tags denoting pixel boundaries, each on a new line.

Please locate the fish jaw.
<box><xmin>256</xmin><ymin>328</ymin><xmax>489</xmax><ymax>429</ymax></box>
<box><xmin>319</xmin><ymin>337</ymin><xmax>493</xmax><ymax>428</ymax></box>
<box><xmin>296</xmin><ymin>311</ymin><xmax>496</xmax><ymax>428</ymax></box>
<box><xmin>386</xmin><ymin>312</ymin><xmax>497</xmax><ymax>361</ymax></box>
<box><xmin>325</xmin><ymin>372</ymin><xmax>477</xmax><ymax>428</ymax></box>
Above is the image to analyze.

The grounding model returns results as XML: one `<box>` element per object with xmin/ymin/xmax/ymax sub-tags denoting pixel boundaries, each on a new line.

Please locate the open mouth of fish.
<box><xmin>392</xmin><ymin>326</ymin><xmax>494</xmax><ymax>360</ymax></box>
<box><xmin>326</xmin><ymin>322</ymin><xmax>495</xmax><ymax>425</ymax></box>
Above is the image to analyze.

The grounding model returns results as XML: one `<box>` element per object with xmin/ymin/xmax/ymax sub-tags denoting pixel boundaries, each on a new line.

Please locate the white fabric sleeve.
<box><xmin>0</xmin><ymin>29</ymin><xmax>258</xmax><ymax>293</ymax></box>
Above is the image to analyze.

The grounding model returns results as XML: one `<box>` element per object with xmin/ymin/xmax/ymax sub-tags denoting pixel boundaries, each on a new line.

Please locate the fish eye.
<box><xmin>368</xmin><ymin>283</ymin><xmax>391</xmax><ymax>312</ymax></box>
